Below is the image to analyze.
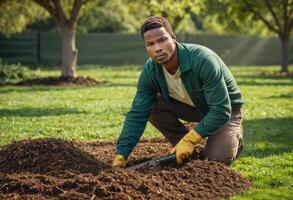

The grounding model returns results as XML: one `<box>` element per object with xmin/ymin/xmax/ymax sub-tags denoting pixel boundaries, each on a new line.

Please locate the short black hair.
<box><xmin>140</xmin><ymin>16</ymin><xmax>173</xmax><ymax>39</ymax></box>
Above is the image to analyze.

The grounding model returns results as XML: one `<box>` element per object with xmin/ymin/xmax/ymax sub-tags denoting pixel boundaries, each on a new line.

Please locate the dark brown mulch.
<box><xmin>0</xmin><ymin>138</ymin><xmax>252</xmax><ymax>200</ymax></box>
<box><xmin>2</xmin><ymin>76</ymin><xmax>105</xmax><ymax>86</ymax></box>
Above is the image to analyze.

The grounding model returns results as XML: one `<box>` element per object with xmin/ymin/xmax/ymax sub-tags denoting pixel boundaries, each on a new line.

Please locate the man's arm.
<box><xmin>116</xmin><ymin>69</ymin><xmax>157</xmax><ymax>158</ymax></box>
<box><xmin>195</xmin><ymin>55</ymin><xmax>231</xmax><ymax>137</ymax></box>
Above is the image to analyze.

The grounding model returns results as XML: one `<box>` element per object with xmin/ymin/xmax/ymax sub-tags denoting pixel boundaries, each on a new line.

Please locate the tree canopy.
<box><xmin>0</xmin><ymin>0</ymin><xmax>47</xmax><ymax>36</ymax></box>
<box><xmin>206</xmin><ymin>0</ymin><xmax>293</xmax><ymax>73</ymax></box>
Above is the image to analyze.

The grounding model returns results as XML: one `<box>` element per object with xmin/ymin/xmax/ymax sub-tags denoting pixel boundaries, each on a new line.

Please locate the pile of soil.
<box><xmin>0</xmin><ymin>138</ymin><xmax>252</xmax><ymax>199</ymax></box>
<box><xmin>8</xmin><ymin>76</ymin><xmax>104</xmax><ymax>86</ymax></box>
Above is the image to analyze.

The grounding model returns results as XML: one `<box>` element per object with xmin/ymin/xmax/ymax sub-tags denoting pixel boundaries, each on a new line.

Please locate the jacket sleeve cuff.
<box><xmin>195</xmin><ymin>123</ymin><xmax>208</xmax><ymax>137</ymax></box>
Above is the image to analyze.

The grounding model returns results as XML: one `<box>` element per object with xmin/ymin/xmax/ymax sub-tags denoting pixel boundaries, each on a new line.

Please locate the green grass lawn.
<box><xmin>0</xmin><ymin>65</ymin><xmax>292</xmax><ymax>199</ymax></box>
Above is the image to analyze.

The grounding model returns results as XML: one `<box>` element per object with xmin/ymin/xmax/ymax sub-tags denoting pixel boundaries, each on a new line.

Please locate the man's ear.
<box><xmin>171</xmin><ymin>33</ymin><xmax>176</xmax><ymax>42</ymax></box>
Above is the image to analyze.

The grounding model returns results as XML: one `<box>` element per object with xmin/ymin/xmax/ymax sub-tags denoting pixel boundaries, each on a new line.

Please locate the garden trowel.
<box><xmin>128</xmin><ymin>153</ymin><xmax>176</xmax><ymax>170</ymax></box>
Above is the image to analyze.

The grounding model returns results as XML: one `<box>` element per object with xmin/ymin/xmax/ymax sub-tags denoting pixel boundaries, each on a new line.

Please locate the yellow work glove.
<box><xmin>171</xmin><ymin>129</ymin><xmax>203</xmax><ymax>164</ymax></box>
<box><xmin>112</xmin><ymin>154</ymin><xmax>127</xmax><ymax>168</ymax></box>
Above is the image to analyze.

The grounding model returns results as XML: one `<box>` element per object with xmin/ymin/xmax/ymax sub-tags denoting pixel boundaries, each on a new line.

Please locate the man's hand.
<box><xmin>171</xmin><ymin>129</ymin><xmax>203</xmax><ymax>164</ymax></box>
<box><xmin>113</xmin><ymin>154</ymin><xmax>127</xmax><ymax>168</ymax></box>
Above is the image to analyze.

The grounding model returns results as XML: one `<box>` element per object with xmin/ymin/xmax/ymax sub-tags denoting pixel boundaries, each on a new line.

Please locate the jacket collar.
<box><xmin>154</xmin><ymin>42</ymin><xmax>191</xmax><ymax>74</ymax></box>
<box><xmin>177</xmin><ymin>42</ymin><xmax>191</xmax><ymax>73</ymax></box>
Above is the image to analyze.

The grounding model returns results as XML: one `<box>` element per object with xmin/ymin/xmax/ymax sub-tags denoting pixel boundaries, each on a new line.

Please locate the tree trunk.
<box><xmin>60</xmin><ymin>26</ymin><xmax>77</xmax><ymax>78</ymax></box>
<box><xmin>279</xmin><ymin>34</ymin><xmax>289</xmax><ymax>74</ymax></box>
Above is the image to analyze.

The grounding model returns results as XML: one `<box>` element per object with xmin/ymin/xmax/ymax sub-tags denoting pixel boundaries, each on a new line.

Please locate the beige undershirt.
<box><xmin>162</xmin><ymin>66</ymin><xmax>195</xmax><ymax>107</ymax></box>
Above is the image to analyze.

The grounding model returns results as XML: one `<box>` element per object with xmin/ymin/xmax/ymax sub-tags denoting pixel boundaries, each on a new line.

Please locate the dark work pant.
<box><xmin>149</xmin><ymin>95</ymin><xmax>244</xmax><ymax>164</ymax></box>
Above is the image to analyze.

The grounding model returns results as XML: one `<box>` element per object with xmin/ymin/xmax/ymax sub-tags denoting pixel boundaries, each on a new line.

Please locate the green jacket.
<box><xmin>116</xmin><ymin>42</ymin><xmax>244</xmax><ymax>158</ymax></box>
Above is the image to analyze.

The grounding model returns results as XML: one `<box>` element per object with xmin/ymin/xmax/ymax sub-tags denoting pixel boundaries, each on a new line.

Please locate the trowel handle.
<box><xmin>157</xmin><ymin>153</ymin><xmax>176</xmax><ymax>164</ymax></box>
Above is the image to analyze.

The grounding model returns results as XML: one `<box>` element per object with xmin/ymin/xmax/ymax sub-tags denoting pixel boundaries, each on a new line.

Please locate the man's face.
<box><xmin>143</xmin><ymin>27</ymin><xmax>176</xmax><ymax>65</ymax></box>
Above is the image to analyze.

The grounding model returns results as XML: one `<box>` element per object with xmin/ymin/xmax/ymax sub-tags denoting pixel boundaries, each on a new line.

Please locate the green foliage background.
<box><xmin>3</xmin><ymin>0</ymin><xmax>292</xmax><ymax>36</ymax></box>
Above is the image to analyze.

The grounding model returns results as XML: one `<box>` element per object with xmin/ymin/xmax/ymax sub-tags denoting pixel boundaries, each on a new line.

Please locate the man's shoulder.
<box><xmin>179</xmin><ymin>42</ymin><xmax>226</xmax><ymax>73</ymax></box>
<box><xmin>142</xmin><ymin>58</ymin><xmax>156</xmax><ymax>73</ymax></box>
<box><xmin>180</xmin><ymin>42</ymin><xmax>218</xmax><ymax>59</ymax></box>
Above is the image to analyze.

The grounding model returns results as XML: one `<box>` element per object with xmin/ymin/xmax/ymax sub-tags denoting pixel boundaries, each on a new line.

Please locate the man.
<box><xmin>113</xmin><ymin>16</ymin><xmax>244</xmax><ymax>167</ymax></box>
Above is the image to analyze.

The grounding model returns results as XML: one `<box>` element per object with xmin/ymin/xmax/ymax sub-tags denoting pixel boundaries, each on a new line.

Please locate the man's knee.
<box><xmin>203</xmin><ymin>140</ymin><xmax>244</xmax><ymax>165</ymax></box>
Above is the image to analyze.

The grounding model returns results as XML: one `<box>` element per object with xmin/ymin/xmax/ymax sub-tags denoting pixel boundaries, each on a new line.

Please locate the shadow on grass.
<box><xmin>235</xmin><ymin>73</ymin><xmax>293</xmax><ymax>86</ymax></box>
<box><xmin>0</xmin><ymin>107</ymin><xmax>87</xmax><ymax>117</ymax></box>
<box><xmin>235</xmin><ymin>74</ymin><xmax>293</xmax><ymax>80</ymax></box>
<box><xmin>265</xmin><ymin>92</ymin><xmax>293</xmax><ymax>99</ymax></box>
<box><xmin>0</xmin><ymin>82</ymin><xmax>136</xmax><ymax>94</ymax></box>
<box><xmin>237</xmin><ymin>80</ymin><xmax>293</xmax><ymax>86</ymax></box>
<box><xmin>242</xmin><ymin>117</ymin><xmax>293</xmax><ymax>158</ymax></box>
<box><xmin>0</xmin><ymin>86</ymin><xmax>86</xmax><ymax>94</ymax></box>
<box><xmin>0</xmin><ymin>84</ymin><xmax>103</xmax><ymax>94</ymax></box>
